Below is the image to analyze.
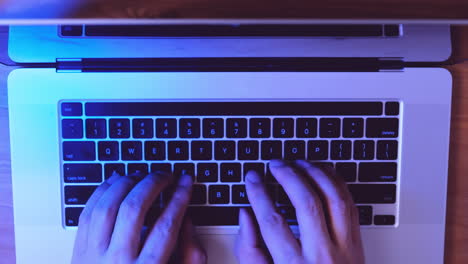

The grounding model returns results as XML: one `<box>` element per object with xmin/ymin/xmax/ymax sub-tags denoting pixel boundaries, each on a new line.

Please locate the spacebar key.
<box><xmin>187</xmin><ymin>206</ymin><xmax>244</xmax><ymax>226</ymax></box>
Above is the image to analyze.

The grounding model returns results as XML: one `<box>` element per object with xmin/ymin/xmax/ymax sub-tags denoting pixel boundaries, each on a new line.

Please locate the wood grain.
<box><xmin>1</xmin><ymin>0</ymin><xmax>468</xmax><ymax>19</ymax></box>
<box><xmin>0</xmin><ymin>26</ymin><xmax>467</xmax><ymax>264</ymax></box>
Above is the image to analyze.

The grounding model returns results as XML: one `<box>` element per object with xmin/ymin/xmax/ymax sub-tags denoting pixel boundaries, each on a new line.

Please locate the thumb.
<box><xmin>180</xmin><ymin>216</ymin><xmax>207</xmax><ymax>264</ymax></box>
<box><xmin>235</xmin><ymin>208</ymin><xmax>270</xmax><ymax>264</ymax></box>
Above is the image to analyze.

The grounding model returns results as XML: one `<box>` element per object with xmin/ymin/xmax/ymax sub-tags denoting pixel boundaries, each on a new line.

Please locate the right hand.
<box><xmin>235</xmin><ymin>160</ymin><xmax>365</xmax><ymax>264</ymax></box>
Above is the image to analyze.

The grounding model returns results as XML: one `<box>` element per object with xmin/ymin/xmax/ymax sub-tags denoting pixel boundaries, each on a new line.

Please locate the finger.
<box><xmin>108</xmin><ymin>172</ymin><xmax>172</xmax><ymax>256</ymax></box>
<box><xmin>73</xmin><ymin>173</ymin><xmax>121</xmax><ymax>256</ymax></box>
<box><xmin>180</xmin><ymin>217</ymin><xmax>207</xmax><ymax>264</ymax></box>
<box><xmin>295</xmin><ymin>160</ymin><xmax>358</xmax><ymax>247</ymax></box>
<box><xmin>235</xmin><ymin>208</ymin><xmax>270</xmax><ymax>264</ymax></box>
<box><xmin>87</xmin><ymin>175</ymin><xmax>139</xmax><ymax>252</ymax></box>
<box><xmin>268</xmin><ymin>160</ymin><xmax>332</xmax><ymax>259</ymax></box>
<box><xmin>245</xmin><ymin>170</ymin><xmax>300</xmax><ymax>263</ymax></box>
<box><xmin>139</xmin><ymin>174</ymin><xmax>193</xmax><ymax>263</ymax></box>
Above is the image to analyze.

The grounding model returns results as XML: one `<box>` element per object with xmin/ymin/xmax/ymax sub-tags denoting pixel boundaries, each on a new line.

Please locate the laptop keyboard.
<box><xmin>60</xmin><ymin>101</ymin><xmax>400</xmax><ymax>227</ymax></box>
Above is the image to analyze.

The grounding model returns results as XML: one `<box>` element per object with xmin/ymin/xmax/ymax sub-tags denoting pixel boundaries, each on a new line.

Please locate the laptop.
<box><xmin>7</xmin><ymin>23</ymin><xmax>452</xmax><ymax>264</ymax></box>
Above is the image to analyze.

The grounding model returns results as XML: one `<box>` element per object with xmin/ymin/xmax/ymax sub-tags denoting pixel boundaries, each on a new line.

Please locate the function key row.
<box><xmin>62</xmin><ymin>117</ymin><xmax>399</xmax><ymax>139</ymax></box>
<box><xmin>63</xmin><ymin>161</ymin><xmax>397</xmax><ymax>184</ymax></box>
<box><xmin>62</xmin><ymin>140</ymin><xmax>398</xmax><ymax>162</ymax></box>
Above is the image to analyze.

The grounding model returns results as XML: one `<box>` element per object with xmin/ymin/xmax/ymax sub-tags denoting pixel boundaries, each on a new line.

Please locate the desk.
<box><xmin>0</xmin><ymin>0</ymin><xmax>468</xmax><ymax>20</ymax></box>
<box><xmin>0</xmin><ymin>26</ymin><xmax>467</xmax><ymax>264</ymax></box>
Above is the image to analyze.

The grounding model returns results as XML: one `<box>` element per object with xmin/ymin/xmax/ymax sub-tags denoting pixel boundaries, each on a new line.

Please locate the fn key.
<box><xmin>65</xmin><ymin>207</ymin><xmax>84</xmax><ymax>226</ymax></box>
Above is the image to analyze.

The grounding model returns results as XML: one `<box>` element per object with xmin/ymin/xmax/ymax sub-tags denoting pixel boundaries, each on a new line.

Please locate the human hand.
<box><xmin>235</xmin><ymin>160</ymin><xmax>364</xmax><ymax>264</ymax></box>
<box><xmin>71</xmin><ymin>172</ymin><xmax>206</xmax><ymax>264</ymax></box>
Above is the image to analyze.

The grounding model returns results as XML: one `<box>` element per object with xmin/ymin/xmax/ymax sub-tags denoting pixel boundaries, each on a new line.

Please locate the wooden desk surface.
<box><xmin>0</xmin><ymin>26</ymin><xmax>467</xmax><ymax>264</ymax></box>
<box><xmin>0</xmin><ymin>0</ymin><xmax>468</xmax><ymax>20</ymax></box>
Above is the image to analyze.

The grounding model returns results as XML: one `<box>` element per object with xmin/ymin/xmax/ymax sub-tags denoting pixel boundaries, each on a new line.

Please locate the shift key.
<box><xmin>348</xmin><ymin>184</ymin><xmax>396</xmax><ymax>204</ymax></box>
<box><xmin>64</xmin><ymin>163</ymin><xmax>102</xmax><ymax>183</ymax></box>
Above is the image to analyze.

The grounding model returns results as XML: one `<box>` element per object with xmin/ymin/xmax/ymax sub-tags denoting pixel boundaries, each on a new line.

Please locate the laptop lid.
<box><xmin>8</xmin><ymin>23</ymin><xmax>451</xmax><ymax>63</ymax></box>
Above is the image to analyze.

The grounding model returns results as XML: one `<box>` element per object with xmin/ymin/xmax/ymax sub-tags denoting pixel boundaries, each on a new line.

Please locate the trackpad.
<box><xmin>199</xmin><ymin>234</ymin><xmax>238</xmax><ymax>264</ymax></box>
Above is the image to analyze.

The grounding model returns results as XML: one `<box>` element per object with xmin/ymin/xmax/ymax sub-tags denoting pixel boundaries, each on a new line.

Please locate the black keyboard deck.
<box><xmin>60</xmin><ymin>101</ymin><xmax>400</xmax><ymax>227</ymax></box>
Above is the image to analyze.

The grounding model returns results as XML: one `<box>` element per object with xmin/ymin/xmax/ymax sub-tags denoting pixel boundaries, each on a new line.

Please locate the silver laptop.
<box><xmin>8</xmin><ymin>23</ymin><xmax>452</xmax><ymax>264</ymax></box>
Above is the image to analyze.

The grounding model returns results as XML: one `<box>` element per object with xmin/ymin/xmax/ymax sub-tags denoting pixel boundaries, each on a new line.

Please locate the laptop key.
<box><xmin>284</xmin><ymin>140</ymin><xmax>306</xmax><ymax>160</ymax></box>
<box><xmin>109</xmin><ymin>118</ymin><xmax>130</xmax><ymax>138</ymax></box>
<box><xmin>320</xmin><ymin>118</ymin><xmax>340</xmax><ymax>138</ymax></box>
<box><xmin>61</xmin><ymin>102</ymin><xmax>82</xmax><ymax>116</ymax></box>
<box><xmin>98</xmin><ymin>141</ymin><xmax>119</xmax><ymax>161</ymax></box>
<box><xmin>215</xmin><ymin>141</ymin><xmax>236</xmax><ymax>160</ymax></box>
<box><xmin>250</xmin><ymin>118</ymin><xmax>271</xmax><ymax>138</ymax></box>
<box><xmin>191</xmin><ymin>141</ymin><xmax>212</xmax><ymax>160</ymax></box>
<box><xmin>144</xmin><ymin>141</ymin><xmax>166</xmax><ymax>160</ymax></box>
<box><xmin>385</xmin><ymin>102</ymin><xmax>399</xmax><ymax>116</ymax></box>
<box><xmin>377</xmin><ymin>140</ymin><xmax>398</xmax><ymax>160</ymax></box>
<box><xmin>168</xmin><ymin>141</ymin><xmax>189</xmax><ymax>160</ymax></box>
<box><xmin>63</xmin><ymin>141</ymin><xmax>95</xmax><ymax>161</ymax></box>
<box><xmin>64</xmin><ymin>163</ymin><xmax>102</xmax><ymax>183</ymax></box>
<box><xmin>348</xmin><ymin>184</ymin><xmax>396</xmax><ymax>203</ymax></box>
<box><xmin>150</xmin><ymin>163</ymin><xmax>172</xmax><ymax>174</ymax></box>
<box><xmin>232</xmin><ymin>185</ymin><xmax>249</xmax><ymax>204</ymax></box>
<box><xmin>86</xmin><ymin>119</ymin><xmax>106</xmax><ymax>138</ymax></box>
<box><xmin>359</xmin><ymin>162</ymin><xmax>397</xmax><ymax>182</ymax></box>
<box><xmin>65</xmin><ymin>207</ymin><xmax>84</xmax><ymax>227</ymax></box>
<box><xmin>174</xmin><ymin>163</ymin><xmax>195</xmax><ymax>177</ymax></box>
<box><xmin>220</xmin><ymin>163</ymin><xmax>242</xmax><ymax>182</ymax></box>
<box><xmin>374</xmin><ymin>215</ymin><xmax>395</xmax><ymax>225</ymax></box>
<box><xmin>187</xmin><ymin>207</ymin><xmax>241</xmax><ymax>226</ymax></box>
<box><xmin>357</xmin><ymin>206</ymin><xmax>373</xmax><ymax>225</ymax></box>
<box><xmin>62</xmin><ymin>119</ymin><xmax>83</xmax><ymax>139</ymax></box>
<box><xmin>266</xmin><ymin>163</ymin><xmax>277</xmax><ymax>183</ymax></box>
<box><xmin>277</xmin><ymin>186</ymin><xmax>292</xmax><ymax>205</ymax></box>
<box><xmin>226</xmin><ymin>118</ymin><xmax>247</xmax><ymax>138</ymax></box>
<box><xmin>353</xmin><ymin>140</ymin><xmax>375</xmax><ymax>160</ymax></box>
<box><xmin>307</xmin><ymin>140</ymin><xmax>328</xmax><ymax>160</ymax></box>
<box><xmin>180</xmin><ymin>118</ymin><xmax>201</xmax><ymax>138</ymax></box>
<box><xmin>238</xmin><ymin>141</ymin><xmax>259</xmax><ymax>160</ymax></box>
<box><xmin>296</xmin><ymin>118</ymin><xmax>317</xmax><ymax>138</ymax></box>
<box><xmin>104</xmin><ymin>163</ymin><xmax>125</xmax><ymax>179</ymax></box>
<box><xmin>190</xmin><ymin>185</ymin><xmax>207</xmax><ymax>204</ymax></box>
<box><xmin>343</xmin><ymin>118</ymin><xmax>364</xmax><ymax>138</ymax></box>
<box><xmin>209</xmin><ymin>185</ymin><xmax>230</xmax><ymax>204</ymax></box>
<box><xmin>366</xmin><ymin>118</ymin><xmax>399</xmax><ymax>138</ymax></box>
<box><xmin>156</xmin><ymin>118</ymin><xmax>177</xmax><ymax>138</ymax></box>
<box><xmin>121</xmin><ymin>141</ymin><xmax>143</xmax><ymax>160</ymax></box>
<box><xmin>203</xmin><ymin>118</ymin><xmax>224</xmax><ymax>138</ymax></box>
<box><xmin>244</xmin><ymin>162</ymin><xmax>265</xmax><ymax>180</ymax></box>
<box><xmin>128</xmin><ymin>163</ymin><xmax>149</xmax><ymax>175</ymax></box>
<box><xmin>335</xmin><ymin>162</ymin><xmax>357</xmax><ymax>182</ymax></box>
<box><xmin>273</xmin><ymin>118</ymin><xmax>294</xmax><ymax>138</ymax></box>
<box><xmin>197</xmin><ymin>163</ymin><xmax>218</xmax><ymax>182</ymax></box>
<box><xmin>65</xmin><ymin>186</ymin><xmax>97</xmax><ymax>205</ymax></box>
<box><xmin>261</xmin><ymin>140</ymin><xmax>282</xmax><ymax>160</ymax></box>
<box><xmin>331</xmin><ymin>140</ymin><xmax>352</xmax><ymax>160</ymax></box>
<box><xmin>133</xmin><ymin>119</ymin><xmax>153</xmax><ymax>138</ymax></box>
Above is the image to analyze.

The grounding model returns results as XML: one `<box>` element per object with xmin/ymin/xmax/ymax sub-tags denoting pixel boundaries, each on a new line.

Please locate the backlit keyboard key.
<box><xmin>121</xmin><ymin>141</ymin><xmax>142</xmax><ymax>160</ymax></box>
<box><xmin>65</xmin><ymin>207</ymin><xmax>84</xmax><ymax>226</ymax></box>
<box><xmin>348</xmin><ymin>184</ymin><xmax>396</xmax><ymax>203</ymax></box>
<box><xmin>180</xmin><ymin>118</ymin><xmax>201</xmax><ymax>138</ymax></box>
<box><xmin>284</xmin><ymin>140</ymin><xmax>306</xmax><ymax>160</ymax></box>
<box><xmin>238</xmin><ymin>141</ymin><xmax>259</xmax><ymax>160</ymax></box>
<box><xmin>359</xmin><ymin>162</ymin><xmax>397</xmax><ymax>182</ymax></box>
<box><xmin>343</xmin><ymin>118</ymin><xmax>364</xmax><ymax>138</ymax></box>
<box><xmin>215</xmin><ymin>141</ymin><xmax>236</xmax><ymax>160</ymax></box>
<box><xmin>150</xmin><ymin>163</ymin><xmax>171</xmax><ymax>174</ymax></box>
<box><xmin>250</xmin><ymin>118</ymin><xmax>270</xmax><ymax>138</ymax></box>
<box><xmin>296</xmin><ymin>118</ymin><xmax>317</xmax><ymax>138</ymax></box>
<box><xmin>104</xmin><ymin>163</ymin><xmax>125</xmax><ymax>179</ymax></box>
<box><xmin>335</xmin><ymin>162</ymin><xmax>357</xmax><ymax>182</ymax></box>
<box><xmin>109</xmin><ymin>118</ymin><xmax>130</xmax><ymax>138</ymax></box>
<box><xmin>261</xmin><ymin>140</ymin><xmax>282</xmax><ymax>160</ymax></box>
<box><xmin>174</xmin><ymin>163</ymin><xmax>195</xmax><ymax>177</ymax></box>
<box><xmin>144</xmin><ymin>141</ymin><xmax>166</xmax><ymax>160</ymax></box>
<box><xmin>320</xmin><ymin>118</ymin><xmax>340</xmax><ymax>138</ymax></box>
<box><xmin>156</xmin><ymin>118</ymin><xmax>177</xmax><ymax>138</ymax></box>
<box><xmin>86</xmin><ymin>119</ymin><xmax>106</xmax><ymax>138</ymax></box>
<box><xmin>203</xmin><ymin>118</ymin><xmax>224</xmax><ymax>138</ymax></box>
<box><xmin>127</xmin><ymin>163</ymin><xmax>148</xmax><ymax>175</ymax></box>
<box><xmin>243</xmin><ymin>163</ymin><xmax>265</xmax><ymax>180</ymax></box>
<box><xmin>197</xmin><ymin>163</ymin><xmax>218</xmax><ymax>182</ymax></box>
<box><xmin>366</xmin><ymin>118</ymin><xmax>399</xmax><ymax>138</ymax></box>
<box><xmin>220</xmin><ymin>163</ymin><xmax>242</xmax><ymax>182</ymax></box>
<box><xmin>168</xmin><ymin>141</ymin><xmax>189</xmax><ymax>160</ymax></box>
<box><xmin>191</xmin><ymin>141</ymin><xmax>212</xmax><ymax>160</ymax></box>
<box><xmin>98</xmin><ymin>141</ymin><xmax>119</xmax><ymax>161</ymax></box>
<box><xmin>353</xmin><ymin>140</ymin><xmax>375</xmax><ymax>160</ymax></box>
<box><xmin>377</xmin><ymin>140</ymin><xmax>398</xmax><ymax>160</ymax></box>
<box><xmin>226</xmin><ymin>118</ymin><xmax>247</xmax><ymax>138</ymax></box>
<box><xmin>62</xmin><ymin>119</ymin><xmax>83</xmax><ymax>139</ymax></box>
<box><xmin>232</xmin><ymin>185</ymin><xmax>249</xmax><ymax>204</ymax></box>
<box><xmin>65</xmin><ymin>186</ymin><xmax>97</xmax><ymax>205</ymax></box>
<box><xmin>190</xmin><ymin>185</ymin><xmax>207</xmax><ymax>204</ymax></box>
<box><xmin>307</xmin><ymin>140</ymin><xmax>328</xmax><ymax>160</ymax></box>
<box><xmin>61</xmin><ymin>102</ymin><xmax>82</xmax><ymax>116</ymax></box>
<box><xmin>273</xmin><ymin>118</ymin><xmax>294</xmax><ymax>138</ymax></box>
<box><xmin>63</xmin><ymin>141</ymin><xmax>95</xmax><ymax>161</ymax></box>
<box><xmin>64</xmin><ymin>163</ymin><xmax>102</xmax><ymax>183</ymax></box>
<box><xmin>331</xmin><ymin>140</ymin><xmax>352</xmax><ymax>160</ymax></box>
<box><xmin>209</xmin><ymin>185</ymin><xmax>230</xmax><ymax>204</ymax></box>
<box><xmin>133</xmin><ymin>119</ymin><xmax>153</xmax><ymax>138</ymax></box>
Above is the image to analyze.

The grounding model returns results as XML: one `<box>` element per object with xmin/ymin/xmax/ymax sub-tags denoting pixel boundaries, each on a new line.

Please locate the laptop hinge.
<box><xmin>56</xmin><ymin>57</ymin><xmax>404</xmax><ymax>73</ymax></box>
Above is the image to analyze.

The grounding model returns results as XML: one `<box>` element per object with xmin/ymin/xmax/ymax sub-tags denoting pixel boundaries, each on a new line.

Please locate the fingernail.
<box><xmin>246</xmin><ymin>171</ymin><xmax>262</xmax><ymax>183</ymax></box>
<box><xmin>238</xmin><ymin>208</ymin><xmax>246</xmax><ymax>228</ymax></box>
<box><xmin>269</xmin><ymin>159</ymin><xmax>287</xmax><ymax>168</ymax></box>
<box><xmin>179</xmin><ymin>174</ymin><xmax>193</xmax><ymax>186</ymax></box>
